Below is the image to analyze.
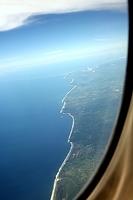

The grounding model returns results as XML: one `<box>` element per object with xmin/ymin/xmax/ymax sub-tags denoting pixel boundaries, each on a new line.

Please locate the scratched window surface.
<box><xmin>0</xmin><ymin>1</ymin><xmax>128</xmax><ymax>200</ymax></box>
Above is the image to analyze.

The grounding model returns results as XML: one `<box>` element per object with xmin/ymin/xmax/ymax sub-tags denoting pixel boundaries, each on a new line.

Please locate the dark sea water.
<box><xmin>0</xmin><ymin>57</ymin><xmax>126</xmax><ymax>200</ymax></box>
<box><xmin>0</xmin><ymin>71</ymin><xmax>72</xmax><ymax>200</ymax></box>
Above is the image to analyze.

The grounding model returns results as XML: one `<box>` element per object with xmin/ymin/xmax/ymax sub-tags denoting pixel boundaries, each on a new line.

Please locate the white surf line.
<box><xmin>50</xmin><ymin>85</ymin><xmax>77</xmax><ymax>200</ymax></box>
<box><xmin>67</xmin><ymin>113</ymin><xmax>74</xmax><ymax>142</ymax></box>
<box><xmin>70</xmin><ymin>78</ymin><xmax>74</xmax><ymax>84</ymax></box>
<box><xmin>62</xmin><ymin>85</ymin><xmax>77</xmax><ymax>104</ymax></box>
<box><xmin>60</xmin><ymin>102</ymin><xmax>66</xmax><ymax>114</ymax></box>
<box><xmin>50</xmin><ymin>114</ymin><xmax>74</xmax><ymax>200</ymax></box>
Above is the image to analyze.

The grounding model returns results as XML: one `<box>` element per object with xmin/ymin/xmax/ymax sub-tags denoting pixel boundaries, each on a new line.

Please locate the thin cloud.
<box><xmin>0</xmin><ymin>41</ymin><xmax>127</xmax><ymax>74</ymax></box>
<box><xmin>0</xmin><ymin>0</ymin><xmax>127</xmax><ymax>31</ymax></box>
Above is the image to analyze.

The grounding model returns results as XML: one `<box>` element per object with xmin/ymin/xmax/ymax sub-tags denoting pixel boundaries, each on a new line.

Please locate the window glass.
<box><xmin>0</xmin><ymin>1</ymin><xmax>128</xmax><ymax>200</ymax></box>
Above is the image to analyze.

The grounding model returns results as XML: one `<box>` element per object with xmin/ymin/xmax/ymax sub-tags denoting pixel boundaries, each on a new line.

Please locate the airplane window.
<box><xmin>0</xmin><ymin>1</ymin><xmax>128</xmax><ymax>200</ymax></box>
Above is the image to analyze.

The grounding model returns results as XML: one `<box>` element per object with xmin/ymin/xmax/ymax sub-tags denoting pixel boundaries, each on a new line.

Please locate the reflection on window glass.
<box><xmin>0</xmin><ymin>1</ymin><xmax>128</xmax><ymax>200</ymax></box>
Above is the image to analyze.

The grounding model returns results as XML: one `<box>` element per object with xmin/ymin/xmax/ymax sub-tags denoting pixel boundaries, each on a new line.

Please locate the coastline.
<box><xmin>50</xmin><ymin>85</ymin><xmax>77</xmax><ymax>200</ymax></box>
<box><xmin>61</xmin><ymin>85</ymin><xmax>77</xmax><ymax>104</ymax></box>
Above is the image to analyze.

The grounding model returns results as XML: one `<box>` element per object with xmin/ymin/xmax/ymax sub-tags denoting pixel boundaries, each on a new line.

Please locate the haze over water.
<box><xmin>0</xmin><ymin>3</ymin><xmax>127</xmax><ymax>199</ymax></box>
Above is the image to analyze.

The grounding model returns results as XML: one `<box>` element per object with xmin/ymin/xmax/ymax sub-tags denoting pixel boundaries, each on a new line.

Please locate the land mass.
<box><xmin>51</xmin><ymin>59</ymin><xmax>125</xmax><ymax>200</ymax></box>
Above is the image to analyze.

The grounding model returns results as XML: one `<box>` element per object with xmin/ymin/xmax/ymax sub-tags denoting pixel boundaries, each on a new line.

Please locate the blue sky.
<box><xmin>0</xmin><ymin>3</ymin><xmax>128</xmax><ymax>74</ymax></box>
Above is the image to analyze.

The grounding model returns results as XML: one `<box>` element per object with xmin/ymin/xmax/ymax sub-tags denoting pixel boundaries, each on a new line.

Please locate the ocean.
<box><xmin>0</xmin><ymin>57</ymin><xmax>126</xmax><ymax>200</ymax></box>
<box><xmin>0</xmin><ymin>68</ymin><xmax>72</xmax><ymax>200</ymax></box>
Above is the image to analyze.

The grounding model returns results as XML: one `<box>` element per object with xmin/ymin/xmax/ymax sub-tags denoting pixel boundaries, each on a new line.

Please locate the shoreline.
<box><xmin>50</xmin><ymin>85</ymin><xmax>77</xmax><ymax>200</ymax></box>
<box><xmin>61</xmin><ymin>85</ymin><xmax>77</xmax><ymax>104</ymax></box>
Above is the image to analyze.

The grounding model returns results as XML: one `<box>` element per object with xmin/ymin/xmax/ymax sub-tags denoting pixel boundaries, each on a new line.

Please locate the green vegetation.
<box><xmin>52</xmin><ymin>60</ymin><xmax>125</xmax><ymax>200</ymax></box>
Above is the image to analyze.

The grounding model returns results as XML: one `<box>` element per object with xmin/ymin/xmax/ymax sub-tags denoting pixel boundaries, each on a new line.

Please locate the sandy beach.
<box><xmin>50</xmin><ymin>85</ymin><xmax>77</xmax><ymax>200</ymax></box>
